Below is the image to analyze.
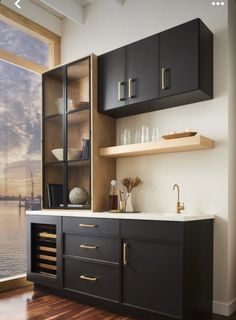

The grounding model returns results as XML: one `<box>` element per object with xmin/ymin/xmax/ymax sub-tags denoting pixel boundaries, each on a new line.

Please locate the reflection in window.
<box><xmin>0</xmin><ymin>60</ymin><xmax>41</xmax><ymax>279</ymax></box>
<box><xmin>0</xmin><ymin>20</ymin><xmax>49</xmax><ymax>67</ymax></box>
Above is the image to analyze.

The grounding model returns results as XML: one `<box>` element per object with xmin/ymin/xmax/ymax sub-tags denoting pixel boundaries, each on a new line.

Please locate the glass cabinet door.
<box><xmin>43</xmin><ymin>68</ymin><xmax>64</xmax><ymax>117</ymax></box>
<box><xmin>42</xmin><ymin>57</ymin><xmax>91</xmax><ymax>209</ymax></box>
<box><xmin>66</xmin><ymin>59</ymin><xmax>90</xmax><ymax>208</ymax></box>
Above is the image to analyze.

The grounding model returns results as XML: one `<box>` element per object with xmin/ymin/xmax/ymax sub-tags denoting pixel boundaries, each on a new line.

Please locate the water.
<box><xmin>0</xmin><ymin>201</ymin><xmax>26</xmax><ymax>279</ymax></box>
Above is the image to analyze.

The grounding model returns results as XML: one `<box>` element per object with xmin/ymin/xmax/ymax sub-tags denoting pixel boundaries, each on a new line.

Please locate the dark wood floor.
<box><xmin>0</xmin><ymin>285</ymin><xmax>235</xmax><ymax>320</ymax></box>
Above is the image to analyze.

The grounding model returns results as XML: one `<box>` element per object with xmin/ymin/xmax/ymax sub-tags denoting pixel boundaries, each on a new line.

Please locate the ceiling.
<box><xmin>30</xmin><ymin>0</ymin><xmax>125</xmax><ymax>24</ymax></box>
<box><xmin>74</xmin><ymin>0</ymin><xmax>97</xmax><ymax>7</ymax></box>
<box><xmin>31</xmin><ymin>0</ymin><xmax>97</xmax><ymax>19</ymax></box>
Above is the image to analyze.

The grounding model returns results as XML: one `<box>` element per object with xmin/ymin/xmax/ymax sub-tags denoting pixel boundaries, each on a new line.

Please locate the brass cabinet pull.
<box><xmin>79</xmin><ymin>224</ymin><xmax>97</xmax><ymax>228</ymax></box>
<box><xmin>128</xmin><ymin>78</ymin><xmax>136</xmax><ymax>98</ymax></box>
<box><xmin>161</xmin><ymin>67</ymin><xmax>166</xmax><ymax>90</ymax></box>
<box><xmin>123</xmin><ymin>242</ymin><xmax>128</xmax><ymax>265</ymax></box>
<box><xmin>80</xmin><ymin>275</ymin><xmax>97</xmax><ymax>281</ymax></box>
<box><xmin>80</xmin><ymin>244</ymin><xmax>97</xmax><ymax>250</ymax></box>
<box><xmin>161</xmin><ymin>67</ymin><xmax>171</xmax><ymax>90</ymax></box>
<box><xmin>118</xmin><ymin>81</ymin><xmax>125</xmax><ymax>101</ymax></box>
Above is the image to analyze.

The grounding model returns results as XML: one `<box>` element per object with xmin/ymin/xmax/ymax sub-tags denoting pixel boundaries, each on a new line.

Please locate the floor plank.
<box><xmin>0</xmin><ymin>285</ymin><xmax>235</xmax><ymax>320</ymax></box>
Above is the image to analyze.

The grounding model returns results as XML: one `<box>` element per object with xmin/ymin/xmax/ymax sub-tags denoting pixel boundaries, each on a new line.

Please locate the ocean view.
<box><xmin>0</xmin><ymin>201</ymin><xmax>26</xmax><ymax>279</ymax></box>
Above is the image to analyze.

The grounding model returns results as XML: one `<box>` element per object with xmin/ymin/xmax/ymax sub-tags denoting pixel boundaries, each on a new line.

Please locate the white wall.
<box><xmin>60</xmin><ymin>0</ymin><xmax>231</xmax><ymax>314</ymax></box>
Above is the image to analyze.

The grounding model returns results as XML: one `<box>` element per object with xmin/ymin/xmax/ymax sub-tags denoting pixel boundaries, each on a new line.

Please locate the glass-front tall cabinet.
<box><xmin>43</xmin><ymin>57</ymin><xmax>91</xmax><ymax>209</ymax></box>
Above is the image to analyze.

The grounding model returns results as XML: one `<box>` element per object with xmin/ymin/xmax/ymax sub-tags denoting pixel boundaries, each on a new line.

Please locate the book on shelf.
<box><xmin>47</xmin><ymin>184</ymin><xmax>63</xmax><ymax>208</ymax></box>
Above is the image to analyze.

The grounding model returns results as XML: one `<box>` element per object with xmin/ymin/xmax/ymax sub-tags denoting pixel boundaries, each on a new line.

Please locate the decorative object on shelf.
<box><xmin>109</xmin><ymin>180</ymin><xmax>119</xmax><ymax>212</ymax></box>
<box><xmin>51</xmin><ymin>148</ymin><xmax>63</xmax><ymax>161</ymax></box>
<box><xmin>69</xmin><ymin>187</ymin><xmax>89</xmax><ymax>205</ymax></box>
<box><xmin>55</xmin><ymin>98</ymin><xmax>74</xmax><ymax>113</ymax></box>
<box><xmin>71</xmin><ymin>101</ymin><xmax>90</xmax><ymax>111</ymax></box>
<box><xmin>81</xmin><ymin>139</ymin><xmax>90</xmax><ymax>159</ymax></box>
<box><xmin>51</xmin><ymin>148</ymin><xmax>82</xmax><ymax>161</ymax></box>
<box><xmin>162</xmin><ymin>130</ymin><xmax>197</xmax><ymax>140</ymax></box>
<box><xmin>47</xmin><ymin>184</ymin><xmax>63</xmax><ymax>208</ymax></box>
<box><xmin>121</xmin><ymin>177</ymin><xmax>143</xmax><ymax>212</ymax></box>
<box><xmin>67</xmin><ymin>148</ymin><xmax>82</xmax><ymax>160</ymax></box>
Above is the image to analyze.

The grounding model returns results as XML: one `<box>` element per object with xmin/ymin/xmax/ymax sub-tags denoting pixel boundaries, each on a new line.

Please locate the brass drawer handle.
<box><xmin>123</xmin><ymin>242</ymin><xmax>128</xmax><ymax>265</ymax></box>
<box><xmin>79</xmin><ymin>224</ymin><xmax>97</xmax><ymax>228</ymax></box>
<box><xmin>80</xmin><ymin>244</ymin><xmax>97</xmax><ymax>250</ymax></box>
<box><xmin>80</xmin><ymin>275</ymin><xmax>97</xmax><ymax>282</ymax></box>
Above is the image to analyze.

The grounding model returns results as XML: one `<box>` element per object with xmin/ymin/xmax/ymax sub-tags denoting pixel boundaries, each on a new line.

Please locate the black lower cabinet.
<box><xmin>27</xmin><ymin>216</ymin><xmax>213</xmax><ymax>320</ymax></box>
<box><xmin>122</xmin><ymin>239</ymin><xmax>182</xmax><ymax>317</ymax></box>
<box><xmin>64</xmin><ymin>258</ymin><xmax>119</xmax><ymax>301</ymax></box>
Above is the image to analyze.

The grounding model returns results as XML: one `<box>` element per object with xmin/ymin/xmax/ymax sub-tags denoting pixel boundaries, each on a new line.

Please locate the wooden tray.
<box><xmin>162</xmin><ymin>132</ymin><xmax>197</xmax><ymax>140</ymax></box>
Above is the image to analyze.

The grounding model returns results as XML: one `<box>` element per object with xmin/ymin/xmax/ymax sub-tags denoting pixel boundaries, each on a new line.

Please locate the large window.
<box><xmin>0</xmin><ymin>4</ymin><xmax>60</xmax><ymax>281</ymax></box>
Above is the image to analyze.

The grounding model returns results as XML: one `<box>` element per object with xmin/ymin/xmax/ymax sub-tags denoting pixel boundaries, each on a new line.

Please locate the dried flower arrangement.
<box><xmin>121</xmin><ymin>177</ymin><xmax>143</xmax><ymax>193</ymax></box>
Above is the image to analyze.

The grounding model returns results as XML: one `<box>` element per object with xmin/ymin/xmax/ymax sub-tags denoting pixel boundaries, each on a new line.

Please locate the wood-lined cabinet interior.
<box><xmin>27</xmin><ymin>215</ymin><xmax>62</xmax><ymax>289</ymax></box>
<box><xmin>27</xmin><ymin>215</ymin><xmax>214</xmax><ymax>320</ymax></box>
<box><xmin>43</xmin><ymin>58</ymin><xmax>91</xmax><ymax>209</ymax></box>
<box><xmin>98</xmin><ymin>18</ymin><xmax>213</xmax><ymax>118</ymax></box>
<box><xmin>42</xmin><ymin>55</ymin><xmax>116</xmax><ymax>211</ymax></box>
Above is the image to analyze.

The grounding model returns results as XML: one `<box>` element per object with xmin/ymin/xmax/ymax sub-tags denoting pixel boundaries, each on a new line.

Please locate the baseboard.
<box><xmin>0</xmin><ymin>274</ymin><xmax>32</xmax><ymax>293</ymax></box>
<box><xmin>213</xmin><ymin>298</ymin><xmax>236</xmax><ymax>316</ymax></box>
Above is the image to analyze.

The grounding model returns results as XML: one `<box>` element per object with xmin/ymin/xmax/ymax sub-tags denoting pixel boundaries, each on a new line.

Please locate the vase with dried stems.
<box><xmin>121</xmin><ymin>177</ymin><xmax>143</xmax><ymax>212</ymax></box>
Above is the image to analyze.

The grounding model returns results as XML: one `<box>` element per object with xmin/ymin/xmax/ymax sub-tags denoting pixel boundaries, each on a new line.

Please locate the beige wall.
<box><xmin>60</xmin><ymin>0</ymin><xmax>231</xmax><ymax>315</ymax></box>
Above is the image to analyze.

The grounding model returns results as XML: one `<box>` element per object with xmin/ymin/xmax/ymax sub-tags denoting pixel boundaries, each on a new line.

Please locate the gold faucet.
<box><xmin>172</xmin><ymin>184</ymin><xmax>185</xmax><ymax>214</ymax></box>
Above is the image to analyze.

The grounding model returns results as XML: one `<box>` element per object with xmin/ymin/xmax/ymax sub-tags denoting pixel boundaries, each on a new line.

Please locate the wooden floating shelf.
<box><xmin>99</xmin><ymin>135</ymin><xmax>214</xmax><ymax>158</ymax></box>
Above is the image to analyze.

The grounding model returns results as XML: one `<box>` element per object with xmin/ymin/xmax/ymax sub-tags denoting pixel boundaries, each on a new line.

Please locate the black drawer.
<box><xmin>63</xmin><ymin>217</ymin><xmax>119</xmax><ymax>236</ymax></box>
<box><xmin>121</xmin><ymin>220</ymin><xmax>184</xmax><ymax>242</ymax></box>
<box><xmin>64</xmin><ymin>259</ymin><xmax>119</xmax><ymax>301</ymax></box>
<box><xmin>64</xmin><ymin>234</ymin><xmax>119</xmax><ymax>263</ymax></box>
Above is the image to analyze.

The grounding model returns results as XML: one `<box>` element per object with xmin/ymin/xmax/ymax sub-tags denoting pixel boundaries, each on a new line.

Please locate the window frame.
<box><xmin>0</xmin><ymin>3</ymin><xmax>61</xmax><ymax>73</ymax></box>
<box><xmin>0</xmin><ymin>4</ymin><xmax>60</xmax><ymax>289</ymax></box>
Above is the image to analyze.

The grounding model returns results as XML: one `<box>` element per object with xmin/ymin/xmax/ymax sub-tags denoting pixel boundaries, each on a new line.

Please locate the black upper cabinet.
<box><xmin>160</xmin><ymin>19</ymin><xmax>198</xmax><ymax>97</ymax></box>
<box><xmin>98</xmin><ymin>18</ymin><xmax>213</xmax><ymax>118</ymax></box>
<box><xmin>98</xmin><ymin>47</ymin><xmax>126</xmax><ymax>111</ymax></box>
<box><xmin>126</xmin><ymin>34</ymin><xmax>159</xmax><ymax>105</ymax></box>
<box><xmin>160</xmin><ymin>19</ymin><xmax>213</xmax><ymax>98</ymax></box>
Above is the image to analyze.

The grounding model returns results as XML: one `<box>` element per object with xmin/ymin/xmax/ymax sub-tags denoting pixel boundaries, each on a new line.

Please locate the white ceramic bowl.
<box><xmin>51</xmin><ymin>148</ymin><xmax>81</xmax><ymax>161</ymax></box>
<box><xmin>51</xmin><ymin>148</ymin><xmax>63</xmax><ymax>161</ymax></box>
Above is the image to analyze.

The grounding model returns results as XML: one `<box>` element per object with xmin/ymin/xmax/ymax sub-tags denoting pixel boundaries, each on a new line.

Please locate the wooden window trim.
<box><xmin>0</xmin><ymin>3</ymin><xmax>61</xmax><ymax>73</ymax></box>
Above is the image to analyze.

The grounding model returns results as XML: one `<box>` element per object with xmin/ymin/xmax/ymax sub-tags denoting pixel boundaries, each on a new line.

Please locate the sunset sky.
<box><xmin>0</xmin><ymin>20</ymin><xmax>48</xmax><ymax>197</ymax></box>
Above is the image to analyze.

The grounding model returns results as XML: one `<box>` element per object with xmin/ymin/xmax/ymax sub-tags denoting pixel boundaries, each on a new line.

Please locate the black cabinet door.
<box><xmin>98</xmin><ymin>47</ymin><xmax>126</xmax><ymax>111</ymax></box>
<box><xmin>126</xmin><ymin>34</ymin><xmax>159</xmax><ymax>105</ymax></box>
<box><xmin>160</xmin><ymin>19</ymin><xmax>198</xmax><ymax>97</ymax></box>
<box><xmin>122</xmin><ymin>239</ymin><xmax>183</xmax><ymax>317</ymax></box>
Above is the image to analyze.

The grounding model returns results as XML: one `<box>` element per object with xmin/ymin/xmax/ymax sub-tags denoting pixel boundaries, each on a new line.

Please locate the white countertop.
<box><xmin>26</xmin><ymin>210</ymin><xmax>215</xmax><ymax>222</ymax></box>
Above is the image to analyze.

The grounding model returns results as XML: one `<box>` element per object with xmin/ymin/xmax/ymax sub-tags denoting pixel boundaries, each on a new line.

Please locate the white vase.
<box><xmin>125</xmin><ymin>192</ymin><xmax>134</xmax><ymax>212</ymax></box>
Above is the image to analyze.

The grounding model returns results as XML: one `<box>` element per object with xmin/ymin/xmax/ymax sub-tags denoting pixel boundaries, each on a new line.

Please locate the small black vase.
<box><xmin>81</xmin><ymin>139</ymin><xmax>90</xmax><ymax>159</ymax></box>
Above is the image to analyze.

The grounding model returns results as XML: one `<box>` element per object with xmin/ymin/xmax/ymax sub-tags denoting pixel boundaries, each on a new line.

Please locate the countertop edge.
<box><xmin>26</xmin><ymin>210</ymin><xmax>215</xmax><ymax>222</ymax></box>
